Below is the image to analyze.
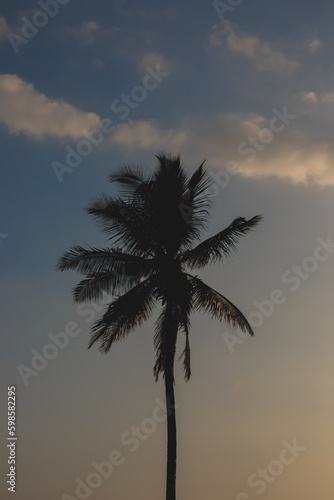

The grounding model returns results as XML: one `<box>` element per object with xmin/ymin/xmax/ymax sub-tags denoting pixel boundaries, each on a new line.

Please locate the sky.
<box><xmin>1</xmin><ymin>0</ymin><xmax>334</xmax><ymax>499</ymax></box>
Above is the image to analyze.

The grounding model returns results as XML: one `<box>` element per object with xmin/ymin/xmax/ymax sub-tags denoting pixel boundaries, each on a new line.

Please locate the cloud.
<box><xmin>0</xmin><ymin>16</ymin><xmax>9</xmax><ymax>37</ymax></box>
<box><xmin>111</xmin><ymin>119</ymin><xmax>186</xmax><ymax>150</ymax></box>
<box><xmin>209</xmin><ymin>21</ymin><xmax>300</xmax><ymax>76</ymax></box>
<box><xmin>301</xmin><ymin>92</ymin><xmax>318</xmax><ymax>103</ymax></box>
<box><xmin>67</xmin><ymin>21</ymin><xmax>100</xmax><ymax>46</ymax></box>
<box><xmin>0</xmin><ymin>74</ymin><xmax>100</xmax><ymax>140</ymax></box>
<box><xmin>137</xmin><ymin>51</ymin><xmax>171</xmax><ymax>75</ymax></box>
<box><xmin>67</xmin><ymin>21</ymin><xmax>120</xmax><ymax>46</ymax></box>
<box><xmin>321</xmin><ymin>92</ymin><xmax>334</xmax><ymax>104</ymax></box>
<box><xmin>309</xmin><ymin>38</ymin><xmax>321</xmax><ymax>53</ymax></box>
<box><xmin>235</xmin><ymin>130</ymin><xmax>334</xmax><ymax>186</ymax></box>
<box><xmin>300</xmin><ymin>90</ymin><xmax>334</xmax><ymax>104</ymax></box>
<box><xmin>109</xmin><ymin>112</ymin><xmax>334</xmax><ymax>187</ymax></box>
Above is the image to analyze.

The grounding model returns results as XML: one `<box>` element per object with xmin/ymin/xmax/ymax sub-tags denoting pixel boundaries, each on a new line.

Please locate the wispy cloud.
<box><xmin>111</xmin><ymin>119</ymin><xmax>186</xmax><ymax>150</ymax></box>
<box><xmin>67</xmin><ymin>21</ymin><xmax>100</xmax><ymax>46</ymax></box>
<box><xmin>321</xmin><ymin>92</ymin><xmax>334</xmax><ymax>103</ymax></box>
<box><xmin>309</xmin><ymin>38</ymin><xmax>322</xmax><ymax>53</ymax></box>
<box><xmin>300</xmin><ymin>90</ymin><xmax>334</xmax><ymax>104</ymax></box>
<box><xmin>209</xmin><ymin>21</ymin><xmax>300</xmax><ymax>76</ymax></box>
<box><xmin>137</xmin><ymin>51</ymin><xmax>171</xmax><ymax>75</ymax></box>
<box><xmin>67</xmin><ymin>21</ymin><xmax>120</xmax><ymax>46</ymax></box>
<box><xmin>109</xmin><ymin>112</ymin><xmax>334</xmax><ymax>187</ymax></box>
<box><xmin>0</xmin><ymin>74</ymin><xmax>100</xmax><ymax>140</ymax></box>
<box><xmin>301</xmin><ymin>92</ymin><xmax>318</xmax><ymax>103</ymax></box>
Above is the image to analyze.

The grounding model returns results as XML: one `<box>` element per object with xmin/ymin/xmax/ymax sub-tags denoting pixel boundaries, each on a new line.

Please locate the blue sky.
<box><xmin>1</xmin><ymin>1</ymin><xmax>334</xmax><ymax>499</ymax></box>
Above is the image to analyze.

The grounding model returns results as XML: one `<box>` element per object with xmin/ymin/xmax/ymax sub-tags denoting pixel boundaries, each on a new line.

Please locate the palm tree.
<box><xmin>57</xmin><ymin>153</ymin><xmax>261</xmax><ymax>500</ymax></box>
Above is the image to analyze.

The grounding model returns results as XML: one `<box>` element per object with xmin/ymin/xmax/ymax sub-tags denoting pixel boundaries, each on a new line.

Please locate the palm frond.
<box><xmin>57</xmin><ymin>152</ymin><xmax>261</xmax><ymax>384</ymax></box>
<box><xmin>88</xmin><ymin>276</ymin><xmax>159</xmax><ymax>353</ymax></box>
<box><xmin>154</xmin><ymin>275</ymin><xmax>193</xmax><ymax>381</ymax></box>
<box><xmin>139</xmin><ymin>154</ymin><xmax>212</xmax><ymax>253</ymax></box>
<box><xmin>108</xmin><ymin>163</ymin><xmax>151</xmax><ymax>196</ymax></box>
<box><xmin>154</xmin><ymin>153</ymin><xmax>187</xmax><ymax>190</ymax></box>
<box><xmin>189</xmin><ymin>275</ymin><xmax>254</xmax><ymax>335</ymax></box>
<box><xmin>177</xmin><ymin>161</ymin><xmax>213</xmax><ymax>246</ymax></box>
<box><xmin>153</xmin><ymin>304</ymin><xmax>179</xmax><ymax>381</ymax></box>
<box><xmin>184</xmin><ymin>161</ymin><xmax>211</xmax><ymax>208</ymax></box>
<box><xmin>181</xmin><ymin>215</ymin><xmax>262</xmax><ymax>268</ymax></box>
<box><xmin>73</xmin><ymin>269</ymin><xmax>141</xmax><ymax>302</ymax></box>
<box><xmin>86</xmin><ymin>195</ymin><xmax>160</xmax><ymax>256</ymax></box>
<box><xmin>56</xmin><ymin>245</ymin><xmax>152</xmax><ymax>275</ymax></box>
<box><xmin>177</xmin><ymin>328</ymin><xmax>191</xmax><ymax>381</ymax></box>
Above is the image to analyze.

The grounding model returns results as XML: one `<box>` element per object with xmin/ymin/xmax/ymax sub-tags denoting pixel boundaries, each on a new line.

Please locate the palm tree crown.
<box><xmin>57</xmin><ymin>153</ymin><xmax>261</xmax><ymax>500</ymax></box>
<box><xmin>57</xmin><ymin>153</ymin><xmax>261</xmax><ymax>379</ymax></box>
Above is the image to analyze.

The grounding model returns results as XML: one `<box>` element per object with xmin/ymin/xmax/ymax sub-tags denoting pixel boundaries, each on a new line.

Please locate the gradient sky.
<box><xmin>1</xmin><ymin>1</ymin><xmax>334</xmax><ymax>499</ymax></box>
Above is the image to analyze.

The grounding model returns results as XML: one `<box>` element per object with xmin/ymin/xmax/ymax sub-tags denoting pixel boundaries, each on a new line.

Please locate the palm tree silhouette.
<box><xmin>57</xmin><ymin>153</ymin><xmax>262</xmax><ymax>500</ymax></box>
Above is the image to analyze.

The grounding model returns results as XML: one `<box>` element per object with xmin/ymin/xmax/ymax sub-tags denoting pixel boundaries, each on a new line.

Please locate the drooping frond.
<box><xmin>153</xmin><ymin>304</ymin><xmax>179</xmax><ymax>381</ymax></box>
<box><xmin>56</xmin><ymin>245</ymin><xmax>152</xmax><ymax>275</ymax></box>
<box><xmin>177</xmin><ymin>328</ymin><xmax>191</xmax><ymax>381</ymax></box>
<box><xmin>181</xmin><ymin>215</ymin><xmax>262</xmax><ymax>269</ymax></box>
<box><xmin>189</xmin><ymin>275</ymin><xmax>254</xmax><ymax>336</ymax></box>
<box><xmin>153</xmin><ymin>272</ymin><xmax>193</xmax><ymax>381</ymax></box>
<box><xmin>88</xmin><ymin>275</ymin><xmax>159</xmax><ymax>353</ymax></box>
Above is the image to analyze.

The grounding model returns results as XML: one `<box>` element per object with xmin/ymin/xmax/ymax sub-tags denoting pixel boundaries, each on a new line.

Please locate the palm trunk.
<box><xmin>164</xmin><ymin>297</ymin><xmax>178</xmax><ymax>500</ymax></box>
<box><xmin>165</xmin><ymin>366</ymin><xmax>177</xmax><ymax>500</ymax></box>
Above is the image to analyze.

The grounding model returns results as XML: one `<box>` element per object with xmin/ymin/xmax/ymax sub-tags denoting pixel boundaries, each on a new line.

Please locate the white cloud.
<box><xmin>209</xmin><ymin>21</ymin><xmax>300</xmax><ymax>76</ymax></box>
<box><xmin>0</xmin><ymin>74</ymin><xmax>100</xmax><ymax>140</ymax></box>
<box><xmin>0</xmin><ymin>16</ymin><xmax>9</xmax><ymax>37</ymax></box>
<box><xmin>109</xmin><ymin>112</ymin><xmax>334</xmax><ymax>187</ymax></box>
<box><xmin>137</xmin><ymin>51</ymin><xmax>171</xmax><ymax>75</ymax></box>
<box><xmin>301</xmin><ymin>92</ymin><xmax>318</xmax><ymax>103</ymax></box>
<box><xmin>235</xmin><ymin>130</ymin><xmax>334</xmax><ymax>186</ymax></box>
